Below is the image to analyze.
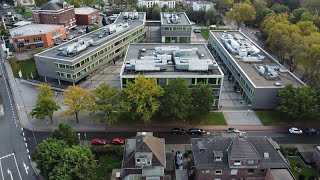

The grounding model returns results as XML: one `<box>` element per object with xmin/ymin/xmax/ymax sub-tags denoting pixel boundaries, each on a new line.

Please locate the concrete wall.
<box><xmin>252</xmin><ymin>87</ymin><xmax>281</xmax><ymax>109</ymax></box>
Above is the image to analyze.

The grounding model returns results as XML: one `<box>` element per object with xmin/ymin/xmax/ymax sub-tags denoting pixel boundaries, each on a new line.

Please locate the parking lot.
<box><xmin>0</xmin><ymin>153</ymin><xmax>22</xmax><ymax>180</ymax></box>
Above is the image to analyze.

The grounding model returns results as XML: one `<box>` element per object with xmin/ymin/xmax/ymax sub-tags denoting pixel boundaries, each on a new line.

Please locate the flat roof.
<box><xmin>160</xmin><ymin>12</ymin><xmax>191</xmax><ymax>26</ymax></box>
<box><xmin>35</xmin><ymin>12</ymin><xmax>146</xmax><ymax>62</ymax></box>
<box><xmin>10</xmin><ymin>23</ymin><xmax>63</xmax><ymax>37</ymax></box>
<box><xmin>74</xmin><ymin>7</ymin><xmax>96</xmax><ymax>15</ymax></box>
<box><xmin>13</xmin><ymin>21</ymin><xmax>32</xmax><ymax>26</ymax></box>
<box><xmin>210</xmin><ymin>30</ymin><xmax>304</xmax><ymax>87</ymax></box>
<box><xmin>121</xmin><ymin>43</ymin><xmax>223</xmax><ymax>76</ymax></box>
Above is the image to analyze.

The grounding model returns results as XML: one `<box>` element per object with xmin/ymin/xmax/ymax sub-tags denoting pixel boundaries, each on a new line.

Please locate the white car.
<box><xmin>289</xmin><ymin>127</ymin><xmax>303</xmax><ymax>134</ymax></box>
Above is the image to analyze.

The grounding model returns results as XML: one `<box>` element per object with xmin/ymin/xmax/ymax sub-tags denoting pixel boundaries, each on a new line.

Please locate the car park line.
<box><xmin>0</xmin><ymin>153</ymin><xmax>22</xmax><ymax>180</ymax></box>
<box><xmin>0</xmin><ymin>160</ymin><xmax>4</xmax><ymax>180</ymax></box>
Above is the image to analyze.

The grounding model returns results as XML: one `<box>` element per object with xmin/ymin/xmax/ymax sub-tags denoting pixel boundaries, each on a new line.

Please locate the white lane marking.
<box><xmin>12</xmin><ymin>154</ymin><xmax>22</xmax><ymax>180</ymax></box>
<box><xmin>0</xmin><ymin>105</ymin><xmax>4</xmax><ymax>116</ymax></box>
<box><xmin>0</xmin><ymin>160</ymin><xmax>4</xmax><ymax>180</ymax></box>
<box><xmin>0</xmin><ymin>153</ymin><xmax>14</xmax><ymax>160</ymax></box>
<box><xmin>23</xmin><ymin>162</ymin><xmax>29</xmax><ymax>175</ymax></box>
<box><xmin>7</xmin><ymin>169</ymin><xmax>13</xmax><ymax>180</ymax></box>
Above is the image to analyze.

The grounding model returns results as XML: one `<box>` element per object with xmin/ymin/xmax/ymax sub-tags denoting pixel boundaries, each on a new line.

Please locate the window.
<box><xmin>248</xmin><ymin>160</ymin><xmax>255</xmax><ymax>165</ymax></box>
<box><xmin>248</xmin><ymin>169</ymin><xmax>254</xmax><ymax>174</ymax></box>
<box><xmin>234</xmin><ymin>161</ymin><xmax>241</xmax><ymax>166</ymax></box>
<box><xmin>136</xmin><ymin>159</ymin><xmax>140</xmax><ymax>162</ymax></box>
<box><xmin>35</xmin><ymin>43</ymin><xmax>43</xmax><ymax>48</ymax></box>
<box><xmin>215</xmin><ymin>170</ymin><xmax>222</xmax><ymax>175</ymax></box>
<box><xmin>230</xmin><ymin>169</ymin><xmax>238</xmax><ymax>175</ymax></box>
<box><xmin>214</xmin><ymin>157</ymin><xmax>222</xmax><ymax>161</ymax></box>
<box><xmin>34</xmin><ymin>37</ymin><xmax>42</xmax><ymax>42</ymax></box>
<box><xmin>26</xmin><ymin>45</ymin><xmax>31</xmax><ymax>50</ymax></box>
<box><xmin>24</xmin><ymin>39</ymin><xmax>30</xmax><ymax>43</ymax></box>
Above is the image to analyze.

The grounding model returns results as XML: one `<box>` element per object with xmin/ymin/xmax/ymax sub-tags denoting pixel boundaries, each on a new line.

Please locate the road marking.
<box><xmin>0</xmin><ymin>160</ymin><xmax>4</xmax><ymax>180</ymax></box>
<box><xmin>12</xmin><ymin>154</ymin><xmax>22</xmax><ymax>180</ymax></box>
<box><xmin>0</xmin><ymin>105</ymin><xmax>4</xmax><ymax>116</ymax></box>
<box><xmin>0</xmin><ymin>153</ymin><xmax>14</xmax><ymax>160</ymax></box>
<box><xmin>23</xmin><ymin>162</ymin><xmax>29</xmax><ymax>175</ymax></box>
<box><xmin>7</xmin><ymin>169</ymin><xmax>13</xmax><ymax>180</ymax></box>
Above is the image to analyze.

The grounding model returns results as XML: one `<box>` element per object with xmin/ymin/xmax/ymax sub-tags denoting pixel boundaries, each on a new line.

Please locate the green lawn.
<box><xmin>287</xmin><ymin>156</ymin><xmax>318</xmax><ymax>180</ymax></box>
<box><xmin>191</xmin><ymin>111</ymin><xmax>227</xmax><ymax>125</ymax></box>
<box><xmin>10</xmin><ymin>58</ymin><xmax>37</xmax><ymax>79</ymax></box>
<box><xmin>95</xmin><ymin>156</ymin><xmax>122</xmax><ymax>180</ymax></box>
<box><xmin>201</xmin><ymin>29</ymin><xmax>209</xmax><ymax>40</ymax></box>
<box><xmin>23</xmin><ymin>12</ymin><xmax>33</xmax><ymax>18</ymax></box>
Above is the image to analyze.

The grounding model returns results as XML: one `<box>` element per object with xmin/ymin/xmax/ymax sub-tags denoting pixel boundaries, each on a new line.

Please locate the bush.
<box><xmin>296</xmin><ymin>163</ymin><xmax>302</xmax><ymax>169</ymax></box>
<box><xmin>280</xmin><ymin>146</ymin><xmax>298</xmax><ymax>156</ymax></box>
<box><xmin>299</xmin><ymin>174</ymin><xmax>305</xmax><ymax>180</ymax></box>
<box><xmin>309</xmin><ymin>176</ymin><xmax>315</xmax><ymax>180</ymax></box>
<box><xmin>90</xmin><ymin>146</ymin><xmax>124</xmax><ymax>157</ymax></box>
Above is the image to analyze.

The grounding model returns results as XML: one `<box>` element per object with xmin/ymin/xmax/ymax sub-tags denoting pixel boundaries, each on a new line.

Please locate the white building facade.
<box><xmin>137</xmin><ymin>0</ymin><xmax>175</xmax><ymax>9</ymax></box>
<box><xmin>192</xmin><ymin>1</ymin><xmax>214</xmax><ymax>11</ymax></box>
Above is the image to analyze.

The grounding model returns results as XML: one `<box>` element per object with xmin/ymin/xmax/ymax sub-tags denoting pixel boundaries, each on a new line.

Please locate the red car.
<box><xmin>111</xmin><ymin>138</ymin><xmax>125</xmax><ymax>145</ymax></box>
<box><xmin>91</xmin><ymin>138</ymin><xmax>107</xmax><ymax>145</ymax></box>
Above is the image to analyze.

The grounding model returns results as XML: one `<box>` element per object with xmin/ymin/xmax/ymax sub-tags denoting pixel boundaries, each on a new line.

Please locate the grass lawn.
<box><xmin>191</xmin><ymin>111</ymin><xmax>227</xmax><ymax>125</ymax></box>
<box><xmin>95</xmin><ymin>156</ymin><xmax>122</xmax><ymax>180</ymax></box>
<box><xmin>23</xmin><ymin>12</ymin><xmax>33</xmax><ymax>18</ymax></box>
<box><xmin>10</xmin><ymin>58</ymin><xmax>37</xmax><ymax>79</ymax></box>
<box><xmin>201</xmin><ymin>29</ymin><xmax>209</xmax><ymax>40</ymax></box>
<box><xmin>287</xmin><ymin>156</ymin><xmax>318</xmax><ymax>179</ymax></box>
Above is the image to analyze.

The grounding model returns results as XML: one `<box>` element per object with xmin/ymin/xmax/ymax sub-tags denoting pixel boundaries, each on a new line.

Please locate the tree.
<box><xmin>303</xmin><ymin>0</ymin><xmax>320</xmax><ymax>14</ymax></box>
<box><xmin>192</xmin><ymin>83</ymin><xmax>214</xmax><ymax>115</ymax></box>
<box><xmin>296</xmin><ymin>21</ymin><xmax>318</xmax><ymax>36</ymax></box>
<box><xmin>161</xmin><ymin>4</ymin><xmax>169</xmax><ymax>12</ymax></box>
<box><xmin>49</xmin><ymin>146</ymin><xmax>97</xmax><ymax>180</ymax></box>
<box><xmin>51</xmin><ymin>123</ymin><xmax>79</xmax><ymax>146</ymax></box>
<box><xmin>93</xmin><ymin>23</ymin><xmax>99</xmax><ymax>30</ymax></box>
<box><xmin>119</xmin><ymin>76</ymin><xmax>163</xmax><ymax>123</ymax></box>
<box><xmin>70</xmin><ymin>0</ymin><xmax>81</xmax><ymax>8</ymax></box>
<box><xmin>152</xmin><ymin>5</ymin><xmax>160</xmax><ymax>20</ymax></box>
<box><xmin>226</xmin><ymin>3</ymin><xmax>256</xmax><ymax>29</ymax></box>
<box><xmin>115</xmin><ymin>0</ymin><xmax>123</xmax><ymax>6</ymax></box>
<box><xmin>63</xmin><ymin>86</ymin><xmax>90</xmax><ymax>123</ymax></box>
<box><xmin>35</xmin><ymin>0</ymin><xmax>49</xmax><ymax>7</ymax></box>
<box><xmin>29</xmin><ymin>96</ymin><xmax>60</xmax><ymax>123</ymax></box>
<box><xmin>270</xmin><ymin>4</ymin><xmax>290</xmax><ymax>14</ymax></box>
<box><xmin>161</xmin><ymin>78</ymin><xmax>193</xmax><ymax>120</ymax></box>
<box><xmin>217</xmin><ymin>0</ymin><xmax>234</xmax><ymax>13</ymax></box>
<box><xmin>289</xmin><ymin>8</ymin><xmax>310</xmax><ymax>24</ymax></box>
<box><xmin>34</xmin><ymin>139</ymin><xmax>67</xmax><ymax>179</ymax></box>
<box><xmin>83</xmin><ymin>0</ymin><xmax>95</xmax><ymax>5</ymax></box>
<box><xmin>205</xmin><ymin>9</ymin><xmax>220</xmax><ymax>25</ymax></box>
<box><xmin>102</xmin><ymin>17</ymin><xmax>107</xmax><ymax>26</ymax></box>
<box><xmin>37</xmin><ymin>84</ymin><xmax>54</xmax><ymax>97</ymax></box>
<box><xmin>88</xmin><ymin>83</ymin><xmax>119</xmax><ymax>125</ymax></box>
<box><xmin>277</xmin><ymin>85</ymin><xmax>319</xmax><ymax>120</ymax></box>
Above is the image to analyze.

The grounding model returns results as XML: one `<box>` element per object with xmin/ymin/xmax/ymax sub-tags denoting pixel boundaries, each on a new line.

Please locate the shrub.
<box><xmin>299</xmin><ymin>174</ymin><xmax>305</xmax><ymax>180</ymax></box>
<box><xmin>280</xmin><ymin>146</ymin><xmax>298</xmax><ymax>156</ymax></box>
<box><xmin>90</xmin><ymin>146</ymin><xmax>124</xmax><ymax>157</ymax></box>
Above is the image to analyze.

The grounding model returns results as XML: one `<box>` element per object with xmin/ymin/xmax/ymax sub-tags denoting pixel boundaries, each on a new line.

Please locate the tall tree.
<box><xmin>102</xmin><ymin>17</ymin><xmax>107</xmax><ymax>26</ymax></box>
<box><xmin>296</xmin><ymin>20</ymin><xmax>318</xmax><ymax>36</ymax></box>
<box><xmin>152</xmin><ymin>5</ymin><xmax>161</xmax><ymax>20</ymax></box>
<box><xmin>35</xmin><ymin>0</ymin><xmax>49</xmax><ymax>7</ymax></box>
<box><xmin>161</xmin><ymin>78</ymin><xmax>193</xmax><ymax>120</ymax></box>
<box><xmin>226</xmin><ymin>2</ymin><xmax>256</xmax><ymax>29</ymax></box>
<box><xmin>37</xmin><ymin>84</ymin><xmax>54</xmax><ymax>97</ymax></box>
<box><xmin>49</xmin><ymin>146</ymin><xmax>97</xmax><ymax>180</ymax></box>
<box><xmin>51</xmin><ymin>123</ymin><xmax>79</xmax><ymax>146</ymax></box>
<box><xmin>88</xmin><ymin>83</ymin><xmax>119</xmax><ymax>125</ymax></box>
<box><xmin>34</xmin><ymin>139</ymin><xmax>67</xmax><ymax>179</ymax></box>
<box><xmin>205</xmin><ymin>9</ymin><xmax>220</xmax><ymax>25</ymax></box>
<box><xmin>63</xmin><ymin>86</ymin><xmax>90</xmax><ymax>123</ymax></box>
<box><xmin>303</xmin><ymin>0</ymin><xmax>320</xmax><ymax>14</ymax></box>
<box><xmin>161</xmin><ymin>4</ymin><xmax>169</xmax><ymax>12</ymax></box>
<box><xmin>277</xmin><ymin>85</ymin><xmax>319</xmax><ymax>120</ymax></box>
<box><xmin>119</xmin><ymin>75</ymin><xmax>163</xmax><ymax>123</ymax></box>
<box><xmin>70</xmin><ymin>0</ymin><xmax>81</xmax><ymax>8</ymax></box>
<box><xmin>217</xmin><ymin>0</ymin><xmax>234</xmax><ymax>13</ymax></box>
<box><xmin>270</xmin><ymin>4</ymin><xmax>290</xmax><ymax>14</ymax></box>
<box><xmin>192</xmin><ymin>83</ymin><xmax>214</xmax><ymax>115</ymax></box>
<box><xmin>29</xmin><ymin>96</ymin><xmax>60</xmax><ymax>124</ymax></box>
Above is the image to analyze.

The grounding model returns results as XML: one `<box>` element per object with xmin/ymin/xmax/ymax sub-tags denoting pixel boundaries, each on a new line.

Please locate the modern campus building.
<box><xmin>10</xmin><ymin>24</ymin><xmax>66</xmax><ymax>52</ymax></box>
<box><xmin>137</xmin><ymin>0</ymin><xmax>175</xmax><ymax>9</ymax></box>
<box><xmin>34</xmin><ymin>12</ymin><xmax>146</xmax><ymax>84</ymax></box>
<box><xmin>74</xmin><ymin>7</ymin><xmax>99</xmax><ymax>25</ymax></box>
<box><xmin>208</xmin><ymin>30</ymin><xmax>304</xmax><ymax>109</ymax></box>
<box><xmin>192</xmin><ymin>1</ymin><xmax>214</xmax><ymax>11</ymax></box>
<box><xmin>120</xmin><ymin>43</ymin><xmax>224</xmax><ymax>109</ymax></box>
<box><xmin>32</xmin><ymin>1</ymin><xmax>76</xmax><ymax>32</ymax></box>
<box><xmin>160</xmin><ymin>12</ymin><xmax>192</xmax><ymax>43</ymax></box>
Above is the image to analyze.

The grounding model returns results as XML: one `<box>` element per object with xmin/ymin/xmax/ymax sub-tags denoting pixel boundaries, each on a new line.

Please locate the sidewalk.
<box><xmin>4</xmin><ymin>61</ymin><xmax>290</xmax><ymax>133</ymax></box>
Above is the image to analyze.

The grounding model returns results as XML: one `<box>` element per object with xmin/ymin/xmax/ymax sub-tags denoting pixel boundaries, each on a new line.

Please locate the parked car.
<box><xmin>304</xmin><ymin>128</ymin><xmax>319</xmax><ymax>135</ymax></box>
<box><xmin>189</xmin><ymin>129</ymin><xmax>205</xmax><ymax>135</ymax></box>
<box><xmin>226</xmin><ymin>128</ymin><xmax>240</xmax><ymax>133</ymax></box>
<box><xmin>78</xmin><ymin>29</ymin><xmax>85</xmax><ymax>34</ymax></box>
<box><xmin>175</xmin><ymin>151</ymin><xmax>183</xmax><ymax>169</ymax></box>
<box><xmin>62</xmin><ymin>39</ymin><xmax>68</xmax><ymax>42</ymax></box>
<box><xmin>193</xmin><ymin>29</ymin><xmax>201</xmax><ymax>33</ymax></box>
<box><xmin>111</xmin><ymin>138</ymin><xmax>125</xmax><ymax>145</ymax></box>
<box><xmin>54</xmin><ymin>42</ymin><xmax>60</xmax><ymax>46</ymax></box>
<box><xmin>67</xmin><ymin>35</ymin><xmax>75</xmax><ymax>40</ymax></box>
<box><xmin>289</xmin><ymin>127</ymin><xmax>303</xmax><ymax>134</ymax></box>
<box><xmin>91</xmin><ymin>138</ymin><xmax>107</xmax><ymax>145</ymax></box>
<box><xmin>172</xmin><ymin>128</ymin><xmax>186</xmax><ymax>135</ymax></box>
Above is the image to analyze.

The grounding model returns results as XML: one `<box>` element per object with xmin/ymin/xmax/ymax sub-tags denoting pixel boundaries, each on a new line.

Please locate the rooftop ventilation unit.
<box><xmin>257</xmin><ymin>65</ymin><xmax>279</xmax><ymax>80</ymax></box>
<box><xmin>61</xmin><ymin>38</ymin><xmax>93</xmax><ymax>56</ymax></box>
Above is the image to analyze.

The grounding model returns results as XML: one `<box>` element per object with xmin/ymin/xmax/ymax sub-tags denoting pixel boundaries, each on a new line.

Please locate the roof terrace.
<box><xmin>35</xmin><ymin>12</ymin><xmax>146</xmax><ymax>62</ymax></box>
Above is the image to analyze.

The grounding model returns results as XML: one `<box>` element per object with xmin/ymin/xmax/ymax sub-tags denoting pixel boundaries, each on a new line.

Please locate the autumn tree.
<box><xmin>88</xmin><ymin>83</ymin><xmax>119</xmax><ymax>125</ymax></box>
<box><xmin>192</xmin><ymin>83</ymin><xmax>214</xmax><ymax>115</ymax></box>
<box><xmin>217</xmin><ymin>0</ymin><xmax>234</xmax><ymax>13</ymax></box>
<box><xmin>277</xmin><ymin>85</ymin><xmax>319</xmax><ymax>120</ymax></box>
<box><xmin>270</xmin><ymin>4</ymin><xmax>290</xmax><ymax>14</ymax></box>
<box><xmin>296</xmin><ymin>20</ymin><xmax>318</xmax><ymax>36</ymax></box>
<box><xmin>152</xmin><ymin>5</ymin><xmax>160</xmax><ymax>20</ymax></box>
<box><xmin>226</xmin><ymin>2</ymin><xmax>256</xmax><ymax>29</ymax></box>
<box><xmin>161</xmin><ymin>78</ymin><xmax>193</xmax><ymax>120</ymax></box>
<box><xmin>29</xmin><ymin>96</ymin><xmax>60</xmax><ymax>124</ymax></box>
<box><xmin>38</xmin><ymin>84</ymin><xmax>54</xmax><ymax>97</ymax></box>
<box><xmin>35</xmin><ymin>0</ymin><xmax>49</xmax><ymax>7</ymax></box>
<box><xmin>119</xmin><ymin>76</ymin><xmax>163</xmax><ymax>123</ymax></box>
<box><xmin>63</xmin><ymin>86</ymin><xmax>90</xmax><ymax>123</ymax></box>
<box><xmin>70</xmin><ymin>0</ymin><xmax>81</xmax><ymax>8</ymax></box>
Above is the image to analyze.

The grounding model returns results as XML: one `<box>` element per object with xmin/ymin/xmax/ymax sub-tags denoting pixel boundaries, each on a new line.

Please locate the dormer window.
<box><xmin>136</xmin><ymin>159</ymin><xmax>141</xmax><ymax>162</ymax></box>
<box><xmin>213</xmin><ymin>151</ymin><xmax>223</xmax><ymax>162</ymax></box>
<box><xmin>234</xmin><ymin>160</ymin><xmax>241</xmax><ymax>166</ymax></box>
<box><xmin>248</xmin><ymin>160</ymin><xmax>254</xmax><ymax>165</ymax></box>
<box><xmin>214</xmin><ymin>157</ymin><xmax>222</xmax><ymax>161</ymax></box>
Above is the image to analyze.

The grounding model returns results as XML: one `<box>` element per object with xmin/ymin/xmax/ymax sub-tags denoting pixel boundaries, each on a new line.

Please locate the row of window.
<box><xmin>16</xmin><ymin>42</ymin><xmax>43</xmax><ymax>49</ymax></box>
<box><xmin>56</xmin><ymin>29</ymin><xmax>144</xmax><ymax>71</ymax></box>
<box><xmin>162</xmin><ymin>26</ymin><xmax>191</xmax><ymax>31</ymax></box>
<box><xmin>164</xmin><ymin>36</ymin><xmax>191</xmax><ymax>43</ymax></box>
<box><xmin>212</xmin><ymin>169</ymin><xmax>266</xmax><ymax>176</ymax></box>
<box><xmin>123</xmin><ymin>78</ymin><xmax>221</xmax><ymax>86</ymax></box>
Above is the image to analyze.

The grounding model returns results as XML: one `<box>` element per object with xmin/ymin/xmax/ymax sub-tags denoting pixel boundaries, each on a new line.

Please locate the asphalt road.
<box><xmin>0</xmin><ymin>47</ymin><xmax>37</xmax><ymax>180</ymax></box>
<box><xmin>25</xmin><ymin>129</ymin><xmax>320</xmax><ymax>157</ymax></box>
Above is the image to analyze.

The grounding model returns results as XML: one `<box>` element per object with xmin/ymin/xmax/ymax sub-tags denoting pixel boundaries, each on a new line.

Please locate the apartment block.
<box><xmin>32</xmin><ymin>1</ymin><xmax>76</xmax><ymax>32</ymax></box>
<box><xmin>120</xmin><ymin>43</ymin><xmax>224</xmax><ymax>109</ymax></box>
<box><xmin>34</xmin><ymin>12</ymin><xmax>146</xmax><ymax>84</ymax></box>
<box><xmin>160</xmin><ymin>12</ymin><xmax>192</xmax><ymax>43</ymax></box>
<box><xmin>137</xmin><ymin>0</ymin><xmax>175</xmax><ymax>8</ymax></box>
<box><xmin>208</xmin><ymin>30</ymin><xmax>304</xmax><ymax>109</ymax></box>
<box><xmin>192</xmin><ymin>1</ymin><xmax>214</xmax><ymax>11</ymax></box>
<box><xmin>10</xmin><ymin>24</ymin><xmax>66</xmax><ymax>52</ymax></box>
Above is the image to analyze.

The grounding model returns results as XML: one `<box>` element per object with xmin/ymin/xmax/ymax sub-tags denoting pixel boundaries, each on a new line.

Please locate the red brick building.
<box><xmin>10</xmin><ymin>24</ymin><xmax>66</xmax><ymax>52</ymax></box>
<box><xmin>74</xmin><ymin>7</ymin><xmax>99</xmax><ymax>25</ymax></box>
<box><xmin>32</xmin><ymin>1</ymin><xmax>76</xmax><ymax>32</ymax></box>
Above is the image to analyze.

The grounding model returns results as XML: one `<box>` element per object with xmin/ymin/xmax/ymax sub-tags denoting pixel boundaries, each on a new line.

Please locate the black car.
<box><xmin>172</xmin><ymin>128</ymin><xmax>186</xmax><ymax>135</ymax></box>
<box><xmin>189</xmin><ymin>129</ymin><xmax>205</xmax><ymax>135</ymax></box>
<box><xmin>305</xmin><ymin>128</ymin><xmax>319</xmax><ymax>135</ymax></box>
